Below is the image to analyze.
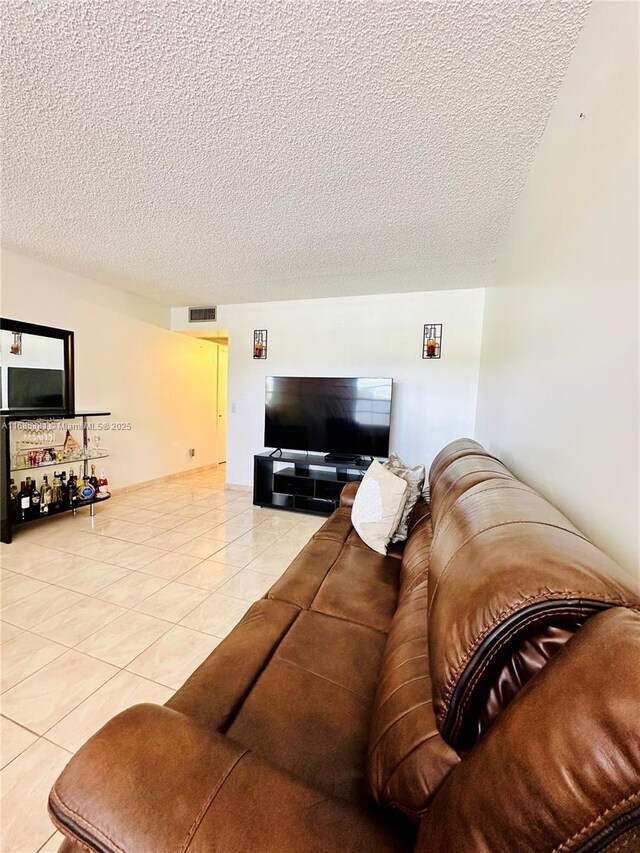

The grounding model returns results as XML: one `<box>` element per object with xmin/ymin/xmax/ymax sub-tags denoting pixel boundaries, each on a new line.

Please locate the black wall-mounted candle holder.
<box><xmin>422</xmin><ymin>324</ymin><xmax>442</xmax><ymax>359</ymax></box>
<box><xmin>253</xmin><ymin>330</ymin><xmax>268</xmax><ymax>359</ymax></box>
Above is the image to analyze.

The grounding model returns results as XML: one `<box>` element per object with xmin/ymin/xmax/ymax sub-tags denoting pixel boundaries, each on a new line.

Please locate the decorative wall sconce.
<box><xmin>422</xmin><ymin>324</ymin><xmax>442</xmax><ymax>359</ymax></box>
<box><xmin>10</xmin><ymin>332</ymin><xmax>22</xmax><ymax>355</ymax></box>
<box><xmin>253</xmin><ymin>330</ymin><xmax>268</xmax><ymax>359</ymax></box>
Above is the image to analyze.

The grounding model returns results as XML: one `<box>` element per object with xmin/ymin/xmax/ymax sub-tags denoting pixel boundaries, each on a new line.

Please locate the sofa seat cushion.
<box><xmin>269</xmin><ymin>528</ymin><xmax>401</xmax><ymax>632</ymax></box>
<box><xmin>346</xmin><ymin>528</ymin><xmax>404</xmax><ymax>559</ymax></box>
<box><xmin>276</xmin><ymin>609</ymin><xmax>387</xmax><ymax>698</ymax></box>
<box><xmin>166</xmin><ymin>598</ymin><xmax>300</xmax><ymax>732</ymax></box>
<box><xmin>307</xmin><ymin>503</ymin><xmax>403</xmax><ymax>556</ymax></box>
<box><xmin>368</xmin><ymin>581</ymin><xmax>459</xmax><ymax>820</ymax></box>
<box><xmin>267</xmin><ymin>538</ymin><xmax>344</xmax><ymax>609</ymax></box>
<box><xmin>310</xmin><ymin>545</ymin><xmax>400</xmax><ymax>632</ymax></box>
<box><xmin>313</xmin><ymin>506</ymin><xmax>354</xmax><ymax>544</ymax></box>
<box><xmin>227</xmin><ymin>610</ymin><xmax>388</xmax><ymax>805</ymax></box>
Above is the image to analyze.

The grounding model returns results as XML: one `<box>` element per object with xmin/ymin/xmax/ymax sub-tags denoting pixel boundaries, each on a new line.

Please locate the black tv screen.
<box><xmin>265</xmin><ymin>376</ymin><xmax>392</xmax><ymax>456</ymax></box>
<box><xmin>8</xmin><ymin>367</ymin><xmax>65</xmax><ymax>410</ymax></box>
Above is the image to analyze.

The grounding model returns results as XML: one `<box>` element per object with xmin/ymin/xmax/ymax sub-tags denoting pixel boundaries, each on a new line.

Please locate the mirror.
<box><xmin>0</xmin><ymin>319</ymin><xmax>75</xmax><ymax>415</ymax></box>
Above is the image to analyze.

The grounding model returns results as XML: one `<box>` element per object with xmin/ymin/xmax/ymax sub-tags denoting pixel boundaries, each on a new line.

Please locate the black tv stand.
<box><xmin>269</xmin><ymin>448</ymin><xmax>283</xmax><ymax>457</ymax></box>
<box><xmin>253</xmin><ymin>450</ymin><xmax>374</xmax><ymax>516</ymax></box>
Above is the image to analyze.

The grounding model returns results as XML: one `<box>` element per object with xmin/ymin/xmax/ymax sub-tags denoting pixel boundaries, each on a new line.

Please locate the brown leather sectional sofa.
<box><xmin>49</xmin><ymin>438</ymin><xmax>640</xmax><ymax>852</ymax></box>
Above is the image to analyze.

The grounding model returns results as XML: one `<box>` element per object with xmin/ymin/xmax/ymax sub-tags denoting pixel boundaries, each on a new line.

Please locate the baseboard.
<box><xmin>111</xmin><ymin>463</ymin><xmax>219</xmax><ymax>496</ymax></box>
<box><xmin>224</xmin><ymin>483</ymin><xmax>252</xmax><ymax>493</ymax></box>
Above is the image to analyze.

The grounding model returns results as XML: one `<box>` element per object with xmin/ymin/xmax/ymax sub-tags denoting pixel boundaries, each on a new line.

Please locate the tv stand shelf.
<box><xmin>253</xmin><ymin>451</ymin><xmax>374</xmax><ymax>516</ymax></box>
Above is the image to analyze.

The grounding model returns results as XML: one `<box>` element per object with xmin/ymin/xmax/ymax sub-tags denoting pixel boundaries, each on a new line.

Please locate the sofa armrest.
<box><xmin>340</xmin><ymin>481</ymin><xmax>359</xmax><ymax>507</ymax></box>
<box><xmin>416</xmin><ymin>607</ymin><xmax>640</xmax><ymax>852</ymax></box>
<box><xmin>49</xmin><ymin>703</ymin><xmax>399</xmax><ymax>853</ymax></box>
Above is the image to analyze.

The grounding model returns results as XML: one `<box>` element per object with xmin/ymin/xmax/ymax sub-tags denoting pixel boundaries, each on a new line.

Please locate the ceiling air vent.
<box><xmin>189</xmin><ymin>306</ymin><xmax>217</xmax><ymax>323</ymax></box>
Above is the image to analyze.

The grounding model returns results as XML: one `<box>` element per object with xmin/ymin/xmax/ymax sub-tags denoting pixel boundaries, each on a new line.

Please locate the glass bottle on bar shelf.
<box><xmin>18</xmin><ymin>480</ymin><xmax>31</xmax><ymax>521</ymax></box>
<box><xmin>89</xmin><ymin>464</ymin><xmax>99</xmax><ymax>493</ymax></box>
<box><xmin>51</xmin><ymin>474</ymin><xmax>62</xmax><ymax>512</ymax></box>
<box><xmin>25</xmin><ymin>478</ymin><xmax>35</xmax><ymax>520</ymax></box>
<box><xmin>67</xmin><ymin>469</ymin><xmax>78</xmax><ymax>508</ymax></box>
<box><xmin>40</xmin><ymin>475</ymin><xmax>52</xmax><ymax>515</ymax></box>
<box><xmin>30</xmin><ymin>478</ymin><xmax>41</xmax><ymax>517</ymax></box>
<box><xmin>9</xmin><ymin>479</ymin><xmax>18</xmax><ymax>521</ymax></box>
<box><xmin>96</xmin><ymin>468</ymin><xmax>110</xmax><ymax>499</ymax></box>
<box><xmin>59</xmin><ymin>471</ymin><xmax>69</xmax><ymax>509</ymax></box>
<box><xmin>79</xmin><ymin>475</ymin><xmax>95</xmax><ymax>502</ymax></box>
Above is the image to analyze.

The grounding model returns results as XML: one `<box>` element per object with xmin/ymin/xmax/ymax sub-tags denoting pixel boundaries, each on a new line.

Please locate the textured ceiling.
<box><xmin>1</xmin><ymin>0</ymin><xmax>589</xmax><ymax>306</ymax></box>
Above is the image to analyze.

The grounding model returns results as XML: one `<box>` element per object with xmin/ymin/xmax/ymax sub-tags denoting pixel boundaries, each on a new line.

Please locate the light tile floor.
<box><xmin>0</xmin><ymin>465</ymin><xmax>324</xmax><ymax>853</ymax></box>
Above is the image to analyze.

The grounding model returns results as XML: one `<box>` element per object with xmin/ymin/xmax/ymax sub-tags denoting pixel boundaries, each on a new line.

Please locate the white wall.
<box><xmin>1</xmin><ymin>250</ymin><xmax>218</xmax><ymax>489</ymax></box>
<box><xmin>173</xmin><ymin>288</ymin><xmax>485</xmax><ymax>486</ymax></box>
<box><xmin>475</xmin><ymin>1</ymin><xmax>639</xmax><ymax>575</ymax></box>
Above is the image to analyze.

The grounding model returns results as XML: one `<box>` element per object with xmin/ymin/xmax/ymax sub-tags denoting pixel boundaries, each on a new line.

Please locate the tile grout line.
<box><xmin>1</xmin><ymin>471</ymin><xmax>323</xmax><ymax>818</ymax></box>
<box><xmin>1</xmin><ymin>548</ymin><xmax>291</xmax><ymax>640</ymax></box>
<box><xmin>1</xmin><ymin>557</ymin><xmax>299</xmax><ymax>698</ymax></box>
<box><xmin>2</xmin><ymin>514</ymin><xmax>306</xmax><ymax>608</ymax></box>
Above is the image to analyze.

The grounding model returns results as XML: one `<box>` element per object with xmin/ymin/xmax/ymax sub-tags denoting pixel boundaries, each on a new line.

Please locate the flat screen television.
<box><xmin>265</xmin><ymin>376</ymin><xmax>392</xmax><ymax>458</ymax></box>
<box><xmin>8</xmin><ymin>367</ymin><xmax>65</xmax><ymax>410</ymax></box>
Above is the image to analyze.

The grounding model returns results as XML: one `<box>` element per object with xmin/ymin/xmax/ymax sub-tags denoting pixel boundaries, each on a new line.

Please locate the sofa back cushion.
<box><xmin>427</xmin><ymin>455</ymin><xmax>640</xmax><ymax>752</ymax></box>
<box><xmin>429</xmin><ymin>454</ymin><xmax>516</xmax><ymax>531</ymax></box>
<box><xmin>368</xmin><ymin>580</ymin><xmax>459</xmax><ymax>820</ymax></box>
<box><xmin>428</xmin><ymin>438</ymin><xmax>496</xmax><ymax>495</ymax></box>
<box><xmin>398</xmin><ymin>498</ymin><xmax>432</xmax><ymax>600</ymax></box>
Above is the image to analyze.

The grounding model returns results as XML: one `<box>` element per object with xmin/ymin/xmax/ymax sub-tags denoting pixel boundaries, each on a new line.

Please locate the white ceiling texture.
<box><xmin>1</xmin><ymin>0</ymin><xmax>589</xmax><ymax>305</ymax></box>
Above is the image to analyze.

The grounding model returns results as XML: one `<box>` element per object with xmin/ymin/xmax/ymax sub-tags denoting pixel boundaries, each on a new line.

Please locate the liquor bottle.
<box><xmin>9</xmin><ymin>479</ymin><xmax>18</xmax><ymax>520</ymax></box>
<box><xmin>30</xmin><ymin>478</ymin><xmax>41</xmax><ymax>517</ymax></box>
<box><xmin>18</xmin><ymin>480</ymin><xmax>31</xmax><ymax>521</ymax></box>
<box><xmin>59</xmin><ymin>471</ymin><xmax>69</xmax><ymax>509</ymax></box>
<box><xmin>78</xmin><ymin>475</ymin><xmax>96</xmax><ymax>502</ymax></box>
<box><xmin>51</xmin><ymin>474</ymin><xmax>62</xmax><ymax>512</ymax></box>
<box><xmin>89</xmin><ymin>464</ymin><xmax>99</xmax><ymax>493</ymax></box>
<box><xmin>25</xmin><ymin>478</ymin><xmax>35</xmax><ymax>520</ymax></box>
<box><xmin>96</xmin><ymin>468</ymin><xmax>110</xmax><ymax>499</ymax></box>
<box><xmin>67</xmin><ymin>469</ymin><xmax>78</xmax><ymax>508</ymax></box>
<box><xmin>40</xmin><ymin>476</ymin><xmax>53</xmax><ymax>515</ymax></box>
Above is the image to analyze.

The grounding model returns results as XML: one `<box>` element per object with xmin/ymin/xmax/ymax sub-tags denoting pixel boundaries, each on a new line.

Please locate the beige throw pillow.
<box><xmin>351</xmin><ymin>460</ymin><xmax>408</xmax><ymax>555</ymax></box>
<box><xmin>383</xmin><ymin>453</ymin><xmax>426</xmax><ymax>543</ymax></box>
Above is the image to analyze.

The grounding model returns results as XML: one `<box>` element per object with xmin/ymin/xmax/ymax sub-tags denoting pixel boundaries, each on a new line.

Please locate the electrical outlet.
<box><xmin>231</xmin><ymin>403</ymin><xmax>237</xmax><ymax>414</ymax></box>
<box><xmin>189</xmin><ymin>448</ymin><xmax>195</xmax><ymax>458</ymax></box>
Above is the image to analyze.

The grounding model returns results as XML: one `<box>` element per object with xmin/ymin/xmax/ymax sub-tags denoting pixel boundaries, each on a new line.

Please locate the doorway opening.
<box><xmin>194</xmin><ymin>331</ymin><xmax>229</xmax><ymax>467</ymax></box>
<box><xmin>215</xmin><ymin>339</ymin><xmax>228</xmax><ymax>465</ymax></box>
<box><xmin>178</xmin><ymin>328</ymin><xmax>229</xmax><ymax>469</ymax></box>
